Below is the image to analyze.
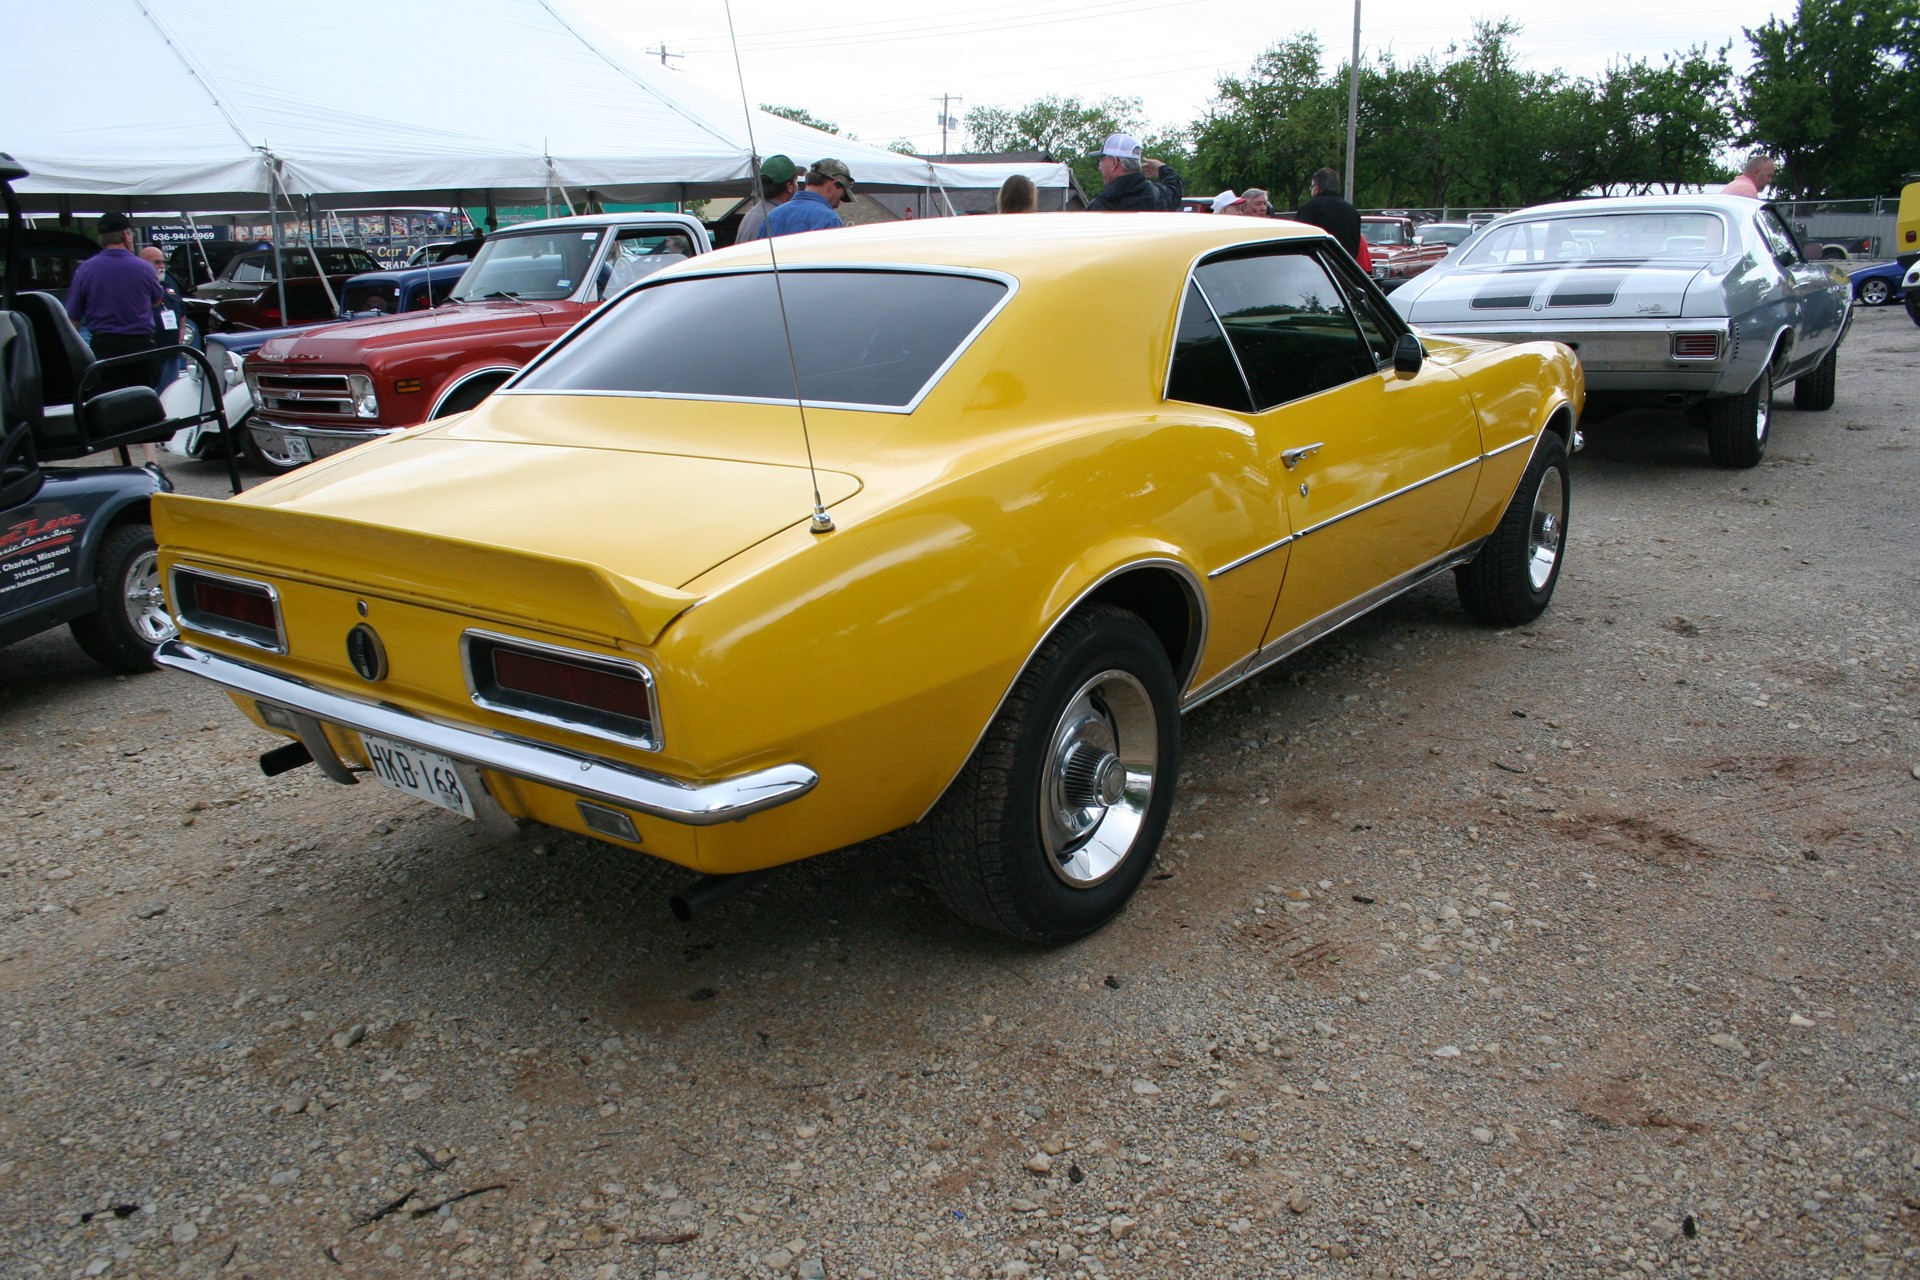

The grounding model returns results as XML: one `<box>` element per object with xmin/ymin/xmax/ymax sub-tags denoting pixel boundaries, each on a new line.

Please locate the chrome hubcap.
<box><xmin>124</xmin><ymin>549</ymin><xmax>176</xmax><ymax>645</ymax></box>
<box><xmin>1526</xmin><ymin>467</ymin><xmax>1565</xmax><ymax>591</ymax></box>
<box><xmin>1042</xmin><ymin>670</ymin><xmax>1158</xmax><ymax>888</ymax></box>
<box><xmin>1754</xmin><ymin>378</ymin><xmax>1770</xmax><ymax>444</ymax></box>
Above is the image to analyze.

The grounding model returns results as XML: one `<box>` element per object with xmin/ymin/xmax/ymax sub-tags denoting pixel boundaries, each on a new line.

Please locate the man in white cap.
<box><xmin>1087</xmin><ymin>134</ymin><xmax>1184</xmax><ymax>211</ymax></box>
<box><xmin>1211</xmin><ymin>190</ymin><xmax>1245</xmax><ymax>214</ymax></box>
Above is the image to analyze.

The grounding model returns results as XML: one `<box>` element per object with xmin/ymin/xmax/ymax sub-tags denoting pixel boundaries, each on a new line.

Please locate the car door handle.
<box><xmin>1281</xmin><ymin>443</ymin><xmax>1325</xmax><ymax>470</ymax></box>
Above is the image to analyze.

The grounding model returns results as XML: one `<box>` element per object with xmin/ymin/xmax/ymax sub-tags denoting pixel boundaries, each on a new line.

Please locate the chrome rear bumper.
<box><xmin>155</xmin><ymin>640</ymin><xmax>817</xmax><ymax>825</ymax></box>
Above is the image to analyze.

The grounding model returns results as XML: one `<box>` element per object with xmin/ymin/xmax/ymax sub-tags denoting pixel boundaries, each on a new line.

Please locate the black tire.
<box><xmin>433</xmin><ymin>375</ymin><xmax>509</xmax><ymax>418</ymax></box>
<box><xmin>69</xmin><ymin>524</ymin><xmax>174</xmax><ymax>673</ymax></box>
<box><xmin>1455</xmin><ymin>430</ymin><xmax>1569</xmax><ymax>626</ymax></box>
<box><xmin>921</xmin><ymin>604</ymin><xmax>1180</xmax><ymax>945</ymax></box>
<box><xmin>1908</xmin><ymin>296</ymin><xmax>1920</xmax><ymax>328</ymax></box>
<box><xmin>1701</xmin><ymin>365</ymin><xmax>1771</xmax><ymax>469</ymax></box>
<box><xmin>1793</xmin><ymin>345</ymin><xmax>1837</xmax><ymax>411</ymax></box>
<box><xmin>240</xmin><ymin>414</ymin><xmax>307</xmax><ymax>476</ymax></box>
<box><xmin>1858</xmin><ymin>278</ymin><xmax>1892</xmax><ymax>306</ymax></box>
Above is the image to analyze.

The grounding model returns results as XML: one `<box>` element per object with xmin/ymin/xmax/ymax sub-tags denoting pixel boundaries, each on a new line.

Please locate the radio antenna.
<box><xmin>723</xmin><ymin>0</ymin><xmax>835</xmax><ymax>535</ymax></box>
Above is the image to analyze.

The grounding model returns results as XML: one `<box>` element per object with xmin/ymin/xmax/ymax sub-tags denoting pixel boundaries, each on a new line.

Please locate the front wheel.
<box><xmin>1792</xmin><ymin>346</ymin><xmax>1837</xmax><ymax>411</ymax></box>
<box><xmin>921</xmin><ymin>604</ymin><xmax>1179</xmax><ymax>945</ymax></box>
<box><xmin>1858</xmin><ymin>278</ymin><xmax>1892</xmax><ymax>306</ymax></box>
<box><xmin>1700</xmin><ymin>366</ymin><xmax>1771</xmax><ymax>468</ymax></box>
<box><xmin>1455</xmin><ymin>430</ymin><xmax>1569</xmax><ymax>626</ymax></box>
<box><xmin>241</xmin><ymin>416</ymin><xmax>308</xmax><ymax>476</ymax></box>
<box><xmin>69</xmin><ymin>524</ymin><xmax>174</xmax><ymax>673</ymax></box>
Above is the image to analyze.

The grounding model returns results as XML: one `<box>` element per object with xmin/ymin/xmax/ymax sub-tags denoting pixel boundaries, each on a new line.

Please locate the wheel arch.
<box><xmin>428</xmin><ymin>365</ymin><xmax>519</xmax><ymax>418</ymax></box>
<box><xmin>915</xmin><ymin>556</ymin><xmax>1206</xmax><ymax>825</ymax></box>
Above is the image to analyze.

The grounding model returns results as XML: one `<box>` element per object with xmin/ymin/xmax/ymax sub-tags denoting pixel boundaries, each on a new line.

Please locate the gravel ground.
<box><xmin>4</xmin><ymin>304</ymin><xmax>1917</xmax><ymax>1280</ymax></box>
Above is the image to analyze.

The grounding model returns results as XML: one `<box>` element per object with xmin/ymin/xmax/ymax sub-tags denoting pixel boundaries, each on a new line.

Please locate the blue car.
<box><xmin>1848</xmin><ymin>260</ymin><xmax>1906</xmax><ymax>307</ymax></box>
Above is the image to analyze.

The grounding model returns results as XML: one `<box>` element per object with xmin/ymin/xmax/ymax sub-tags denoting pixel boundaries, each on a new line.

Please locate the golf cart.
<box><xmin>1</xmin><ymin>153</ymin><xmax>239</xmax><ymax>672</ymax></box>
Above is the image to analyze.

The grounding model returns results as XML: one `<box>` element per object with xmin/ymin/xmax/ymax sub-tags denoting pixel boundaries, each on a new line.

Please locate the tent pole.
<box><xmin>265</xmin><ymin>169</ymin><xmax>289</xmax><ymax>329</ymax></box>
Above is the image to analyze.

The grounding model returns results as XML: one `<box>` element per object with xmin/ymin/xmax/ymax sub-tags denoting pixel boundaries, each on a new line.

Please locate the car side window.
<box><xmin>1192</xmin><ymin>248</ymin><xmax>1379</xmax><ymax>411</ymax></box>
<box><xmin>1317</xmin><ymin>250</ymin><xmax>1397</xmax><ymax>366</ymax></box>
<box><xmin>1166</xmin><ymin>280</ymin><xmax>1254</xmax><ymax>413</ymax></box>
<box><xmin>1755</xmin><ymin>210</ymin><xmax>1800</xmax><ymax>265</ymax></box>
<box><xmin>600</xmin><ymin>229</ymin><xmax>698</xmax><ymax>297</ymax></box>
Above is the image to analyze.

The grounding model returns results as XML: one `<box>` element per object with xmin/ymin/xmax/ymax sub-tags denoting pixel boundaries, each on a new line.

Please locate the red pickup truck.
<box><xmin>1360</xmin><ymin>216</ymin><xmax>1448</xmax><ymax>292</ymax></box>
<box><xmin>241</xmin><ymin>213</ymin><xmax>710</xmax><ymax>472</ymax></box>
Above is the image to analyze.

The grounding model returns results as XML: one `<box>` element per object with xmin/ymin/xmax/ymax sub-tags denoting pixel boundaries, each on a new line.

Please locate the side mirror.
<box><xmin>1393</xmin><ymin>332</ymin><xmax>1424</xmax><ymax>376</ymax></box>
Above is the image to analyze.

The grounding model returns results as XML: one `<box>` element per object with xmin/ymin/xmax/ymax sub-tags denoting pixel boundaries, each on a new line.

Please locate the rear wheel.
<box><xmin>1456</xmin><ymin>431</ymin><xmax>1569</xmax><ymax>626</ymax></box>
<box><xmin>1701</xmin><ymin>366</ymin><xmax>1771</xmax><ymax>469</ymax></box>
<box><xmin>69</xmin><ymin>524</ymin><xmax>174</xmax><ymax>673</ymax></box>
<box><xmin>1858</xmin><ymin>278</ymin><xmax>1893</xmax><ymax>306</ymax></box>
<box><xmin>921</xmin><ymin>604</ymin><xmax>1179</xmax><ymax>945</ymax></box>
<box><xmin>1793</xmin><ymin>346</ymin><xmax>1837</xmax><ymax>411</ymax></box>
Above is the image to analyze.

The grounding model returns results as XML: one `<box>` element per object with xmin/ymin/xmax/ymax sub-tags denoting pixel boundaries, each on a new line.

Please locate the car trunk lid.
<box><xmin>155</xmin><ymin>437</ymin><xmax>860</xmax><ymax>647</ymax></box>
<box><xmin>1404</xmin><ymin>261</ymin><xmax>1706</xmax><ymax>321</ymax></box>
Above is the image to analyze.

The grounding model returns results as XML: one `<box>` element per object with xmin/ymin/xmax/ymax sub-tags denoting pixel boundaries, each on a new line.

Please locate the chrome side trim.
<box><xmin>155</xmin><ymin>640</ymin><xmax>816</xmax><ymax>826</ymax></box>
<box><xmin>1207</xmin><ymin>437</ymin><xmax>1528</xmax><ymax>583</ymax></box>
<box><xmin>1181</xmin><ymin>539</ymin><xmax>1485</xmax><ymax>712</ymax></box>
<box><xmin>1208</xmin><ymin>532</ymin><xmax>1296</xmax><ymax>579</ymax></box>
<box><xmin>1292</xmin><ymin>454</ymin><xmax>1483</xmax><ymax>541</ymax></box>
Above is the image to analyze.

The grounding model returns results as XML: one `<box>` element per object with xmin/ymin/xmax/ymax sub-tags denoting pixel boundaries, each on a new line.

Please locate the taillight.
<box><xmin>463</xmin><ymin>631</ymin><xmax>658</xmax><ymax>749</ymax></box>
<box><xmin>171</xmin><ymin>567</ymin><xmax>284</xmax><ymax>652</ymax></box>
<box><xmin>1672</xmin><ymin>333</ymin><xmax>1720</xmax><ymax>360</ymax></box>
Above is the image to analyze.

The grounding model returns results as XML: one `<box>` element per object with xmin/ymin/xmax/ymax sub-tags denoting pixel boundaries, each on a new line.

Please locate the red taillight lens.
<box><xmin>195</xmin><ymin>580</ymin><xmax>278</xmax><ymax>630</ymax></box>
<box><xmin>172</xmin><ymin>568</ymin><xmax>283</xmax><ymax>651</ymax></box>
<box><xmin>492</xmin><ymin>648</ymin><xmax>652</xmax><ymax>721</ymax></box>
<box><xmin>1672</xmin><ymin>334</ymin><xmax>1720</xmax><ymax>359</ymax></box>
<box><xmin>465</xmin><ymin>633</ymin><xmax>658</xmax><ymax>748</ymax></box>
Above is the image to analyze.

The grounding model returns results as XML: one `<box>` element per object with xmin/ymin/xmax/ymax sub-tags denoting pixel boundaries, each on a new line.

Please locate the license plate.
<box><xmin>283</xmin><ymin>434</ymin><xmax>312</xmax><ymax>462</ymax></box>
<box><xmin>361</xmin><ymin>733</ymin><xmax>474</xmax><ymax>818</ymax></box>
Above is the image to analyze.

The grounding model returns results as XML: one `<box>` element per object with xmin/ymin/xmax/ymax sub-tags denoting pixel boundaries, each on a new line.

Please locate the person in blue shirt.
<box><xmin>764</xmin><ymin>159</ymin><xmax>855</xmax><ymax>238</ymax></box>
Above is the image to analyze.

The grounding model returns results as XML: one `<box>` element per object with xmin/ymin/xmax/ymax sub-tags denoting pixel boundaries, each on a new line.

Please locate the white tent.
<box><xmin>2</xmin><ymin>0</ymin><xmax>1067</xmax><ymax>215</ymax></box>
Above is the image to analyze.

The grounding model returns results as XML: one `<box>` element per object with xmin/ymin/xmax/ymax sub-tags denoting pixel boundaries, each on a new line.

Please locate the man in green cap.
<box><xmin>765</xmin><ymin>159</ymin><xmax>855</xmax><ymax>237</ymax></box>
<box><xmin>736</xmin><ymin>154</ymin><xmax>799</xmax><ymax>244</ymax></box>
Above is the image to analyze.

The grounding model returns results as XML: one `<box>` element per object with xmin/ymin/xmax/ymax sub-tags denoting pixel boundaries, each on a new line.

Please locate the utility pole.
<box><xmin>647</xmin><ymin>45</ymin><xmax>682</xmax><ymax>68</ymax></box>
<box><xmin>1343</xmin><ymin>0</ymin><xmax>1360</xmax><ymax>202</ymax></box>
<box><xmin>935</xmin><ymin>93</ymin><xmax>961</xmax><ymax>161</ymax></box>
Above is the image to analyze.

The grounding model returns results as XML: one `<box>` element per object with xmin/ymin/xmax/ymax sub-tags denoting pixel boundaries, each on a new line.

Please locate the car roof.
<box><xmin>1483</xmin><ymin>194</ymin><xmax>1766</xmax><ymax>222</ymax></box>
<box><xmin>685</xmin><ymin>212</ymin><xmax>1331</xmax><ymax>281</ymax></box>
<box><xmin>490</xmin><ymin>211</ymin><xmax>709</xmax><ymax>236</ymax></box>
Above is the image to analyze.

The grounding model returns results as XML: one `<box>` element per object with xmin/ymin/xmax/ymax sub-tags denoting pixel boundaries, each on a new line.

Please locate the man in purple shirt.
<box><xmin>65</xmin><ymin>212</ymin><xmax>164</xmax><ymax>390</ymax></box>
<box><xmin>765</xmin><ymin>159</ymin><xmax>855</xmax><ymax>238</ymax></box>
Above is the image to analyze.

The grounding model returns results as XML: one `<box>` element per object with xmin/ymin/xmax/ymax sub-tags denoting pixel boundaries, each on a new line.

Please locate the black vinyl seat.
<box><xmin>11</xmin><ymin>290</ymin><xmax>172</xmax><ymax>461</ymax></box>
<box><xmin>1</xmin><ymin>310</ymin><xmax>44</xmax><ymax>508</ymax></box>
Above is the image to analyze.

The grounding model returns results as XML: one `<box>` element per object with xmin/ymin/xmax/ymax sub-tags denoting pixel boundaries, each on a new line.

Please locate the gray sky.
<box><xmin>572</xmin><ymin>0</ymin><xmax>1793</xmax><ymax>155</ymax></box>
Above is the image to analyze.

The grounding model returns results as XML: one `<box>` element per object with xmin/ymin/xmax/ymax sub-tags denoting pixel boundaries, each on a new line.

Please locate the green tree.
<box><xmin>761</xmin><ymin>104</ymin><xmax>840</xmax><ymax>135</ymax></box>
<box><xmin>964</xmin><ymin>94</ymin><xmax>1148</xmax><ymax>192</ymax></box>
<box><xmin>1191</xmin><ymin>35</ymin><xmax>1343</xmax><ymax>209</ymax></box>
<box><xmin>1740</xmin><ymin>0</ymin><xmax>1920</xmax><ymax>196</ymax></box>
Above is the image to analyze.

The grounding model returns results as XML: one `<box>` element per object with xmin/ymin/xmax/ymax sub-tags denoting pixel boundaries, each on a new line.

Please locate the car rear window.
<box><xmin>1460</xmin><ymin>211</ymin><xmax>1728</xmax><ymax>264</ymax></box>
<box><xmin>513</xmin><ymin>269</ymin><xmax>1008</xmax><ymax>410</ymax></box>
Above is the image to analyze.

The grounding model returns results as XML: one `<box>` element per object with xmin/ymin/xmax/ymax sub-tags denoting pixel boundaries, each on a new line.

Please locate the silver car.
<box><xmin>1389</xmin><ymin>196</ymin><xmax>1851</xmax><ymax>468</ymax></box>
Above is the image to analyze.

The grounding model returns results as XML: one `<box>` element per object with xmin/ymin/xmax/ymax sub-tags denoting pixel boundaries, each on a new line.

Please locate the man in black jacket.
<box><xmin>1087</xmin><ymin>134</ymin><xmax>1184</xmax><ymax>212</ymax></box>
<box><xmin>1291</xmin><ymin>167</ymin><xmax>1362</xmax><ymax>257</ymax></box>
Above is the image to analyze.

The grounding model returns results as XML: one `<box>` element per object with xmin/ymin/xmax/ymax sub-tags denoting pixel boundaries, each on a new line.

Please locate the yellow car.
<box><xmin>154</xmin><ymin>215</ymin><xmax>1582</xmax><ymax>944</ymax></box>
